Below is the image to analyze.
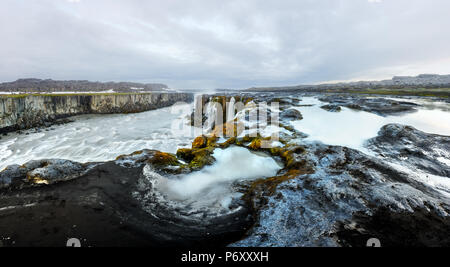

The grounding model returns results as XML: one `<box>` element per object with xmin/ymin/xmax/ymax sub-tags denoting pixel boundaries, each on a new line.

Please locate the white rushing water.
<box><xmin>290</xmin><ymin>97</ymin><xmax>450</xmax><ymax>153</ymax></box>
<box><xmin>144</xmin><ymin>146</ymin><xmax>281</xmax><ymax>214</ymax></box>
<box><xmin>0</xmin><ymin>103</ymin><xmax>195</xmax><ymax>170</ymax></box>
<box><xmin>289</xmin><ymin>97</ymin><xmax>450</xmax><ymax>196</ymax></box>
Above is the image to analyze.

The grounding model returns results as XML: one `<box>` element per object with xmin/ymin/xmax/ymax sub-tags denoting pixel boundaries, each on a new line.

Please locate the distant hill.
<box><xmin>246</xmin><ymin>74</ymin><xmax>450</xmax><ymax>92</ymax></box>
<box><xmin>0</xmin><ymin>79</ymin><xmax>169</xmax><ymax>93</ymax></box>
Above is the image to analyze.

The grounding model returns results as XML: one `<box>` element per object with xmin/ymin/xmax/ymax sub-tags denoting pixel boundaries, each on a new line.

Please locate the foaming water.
<box><xmin>291</xmin><ymin>97</ymin><xmax>450</xmax><ymax>152</ymax></box>
<box><xmin>166</xmin><ymin>146</ymin><xmax>281</xmax><ymax>199</ymax></box>
<box><xmin>0</xmin><ymin>103</ymin><xmax>194</xmax><ymax>170</ymax></box>
<box><xmin>145</xmin><ymin>146</ymin><xmax>281</xmax><ymax>213</ymax></box>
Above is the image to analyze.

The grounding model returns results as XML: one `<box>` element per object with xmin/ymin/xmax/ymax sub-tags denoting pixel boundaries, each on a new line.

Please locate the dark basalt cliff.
<box><xmin>0</xmin><ymin>93</ymin><xmax>193</xmax><ymax>133</ymax></box>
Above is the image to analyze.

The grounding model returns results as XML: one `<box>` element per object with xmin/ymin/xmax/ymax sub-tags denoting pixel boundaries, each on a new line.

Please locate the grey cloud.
<box><xmin>0</xmin><ymin>0</ymin><xmax>449</xmax><ymax>89</ymax></box>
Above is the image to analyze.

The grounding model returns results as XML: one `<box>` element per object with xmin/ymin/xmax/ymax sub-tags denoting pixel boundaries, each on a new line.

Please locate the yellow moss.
<box><xmin>248</xmin><ymin>168</ymin><xmax>310</xmax><ymax>196</ymax></box>
<box><xmin>240</xmin><ymin>135</ymin><xmax>253</xmax><ymax>143</ymax></box>
<box><xmin>115</xmin><ymin>150</ymin><xmax>143</xmax><ymax>160</ymax></box>
<box><xmin>269</xmin><ymin>147</ymin><xmax>283</xmax><ymax>156</ymax></box>
<box><xmin>188</xmin><ymin>147</ymin><xmax>215</xmax><ymax>169</ymax></box>
<box><xmin>192</xmin><ymin>135</ymin><xmax>207</xmax><ymax>149</ymax></box>
<box><xmin>206</xmin><ymin>135</ymin><xmax>218</xmax><ymax>147</ymax></box>
<box><xmin>218</xmin><ymin>137</ymin><xmax>236</xmax><ymax>148</ymax></box>
<box><xmin>248</xmin><ymin>138</ymin><xmax>262</xmax><ymax>150</ymax></box>
<box><xmin>245</xmin><ymin>136</ymin><xmax>275</xmax><ymax>150</ymax></box>
<box><xmin>33</xmin><ymin>178</ymin><xmax>50</xmax><ymax>185</ymax></box>
<box><xmin>148</xmin><ymin>151</ymin><xmax>179</xmax><ymax>166</ymax></box>
<box><xmin>176</xmin><ymin>148</ymin><xmax>194</xmax><ymax>161</ymax></box>
<box><xmin>27</xmin><ymin>173</ymin><xmax>49</xmax><ymax>185</ymax></box>
<box><xmin>268</xmin><ymin>145</ymin><xmax>306</xmax><ymax>168</ymax></box>
<box><xmin>175</xmin><ymin>133</ymin><xmax>221</xmax><ymax>170</ymax></box>
<box><xmin>245</xmin><ymin>160</ymin><xmax>314</xmax><ymax>202</ymax></box>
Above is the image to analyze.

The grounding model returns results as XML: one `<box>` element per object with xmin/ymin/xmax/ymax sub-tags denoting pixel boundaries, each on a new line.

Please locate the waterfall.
<box><xmin>226</xmin><ymin>97</ymin><xmax>236</xmax><ymax>122</ymax></box>
<box><xmin>203</xmin><ymin>98</ymin><xmax>218</xmax><ymax>133</ymax></box>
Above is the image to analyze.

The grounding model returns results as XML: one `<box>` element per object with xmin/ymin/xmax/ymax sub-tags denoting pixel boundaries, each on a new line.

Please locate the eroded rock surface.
<box><xmin>0</xmin><ymin>150</ymin><xmax>253</xmax><ymax>247</ymax></box>
<box><xmin>0</xmin><ymin>159</ymin><xmax>92</xmax><ymax>189</ymax></box>
<box><xmin>233</xmin><ymin>141</ymin><xmax>450</xmax><ymax>247</ymax></box>
<box><xmin>232</xmin><ymin>120</ymin><xmax>450</xmax><ymax>247</ymax></box>
<box><xmin>366</xmin><ymin>124</ymin><xmax>450</xmax><ymax>179</ymax></box>
<box><xmin>320</xmin><ymin>104</ymin><xmax>342</xmax><ymax>112</ymax></box>
<box><xmin>318</xmin><ymin>95</ymin><xmax>420</xmax><ymax>116</ymax></box>
<box><xmin>280</xmin><ymin>109</ymin><xmax>303</xmax><ymax>121</ymax></box>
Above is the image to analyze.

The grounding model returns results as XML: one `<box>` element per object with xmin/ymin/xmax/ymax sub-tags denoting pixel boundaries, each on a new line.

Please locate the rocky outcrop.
<box><xmin>320</xmin><ymin>104</ymin><xmax>341</xmax><ymax>112</ymax></box>
<box><xmin>233</xmin><ymin>142</ymin><xmax>450</xmax><ymax>247</ymax></box>
<box><xmin>280</xmin><ymin>108</ymin><xmax>303</xmax><ymax>120</ymax></box>
<box><xmin>0</xmin><ymin>93</ymin><xmax>193</xmax><ymax>133</ymax></box>
<box><xmin>318</xmin><ymin>95</ymin><xmax>420</xmax><ymax>116</ymax></box>
<box><xmin>0</xmin><ymin>159</ymin><xmax>92</xmax><ymax>190</ymax></box>
<box><xmin>0</xmin><ymin>146</ymin><xmax>252</xmax><ymax>247</ymax></box>
<box><xmin>366</xmin><ymin>124</ymin><xmax>450</xmax><ymax>179</ymax></box>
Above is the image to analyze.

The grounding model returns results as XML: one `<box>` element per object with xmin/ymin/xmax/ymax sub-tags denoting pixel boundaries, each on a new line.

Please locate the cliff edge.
<box><xmin>0</xmin><ymin>93</ymin><xmax>193</xmax><ymax>133</ymax></box>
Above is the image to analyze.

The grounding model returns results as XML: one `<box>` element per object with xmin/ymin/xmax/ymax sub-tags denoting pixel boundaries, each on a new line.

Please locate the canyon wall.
<box><xmin>0</xmin><ymin>93</ymin><xmax>193</xmax><ymax>133</ymax></box>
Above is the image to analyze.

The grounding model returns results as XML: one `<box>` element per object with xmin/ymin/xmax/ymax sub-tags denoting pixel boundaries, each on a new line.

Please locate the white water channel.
<box><xmin>0</xmin><ymin>103</ymin><xmax>195</xmax><ymax>170</ymax></box>
<box><xmin>290</xmin><ymin>97</ymin><xmax>450</xmax><ymax>153</ymax></box>
<box><xmin>144</xmin><ymin>146</ymin><xmax>281</xmax><ymax>213</ymax></box>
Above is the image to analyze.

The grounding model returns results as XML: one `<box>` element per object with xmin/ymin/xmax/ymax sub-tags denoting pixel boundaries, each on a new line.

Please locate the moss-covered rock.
<box><xmin>218</xmin><ymin>137</ymin><xmax>236</xmax><ymax>149</ymax></box>
<box><xmin>176</xmin><ymin>135</ymin><xmax>220</xmax><ymax>170</ymax></box>
<box><xmin>27</xmin><ymin>173</ymin><xmax>49</xmax><ymax>185</ymax></box>
<box><xmin>241</xmin><ymin>143</ymin><xmax>313</xmax><ymax>212</ymax></box>
<box><xmin>247</xmin><ymin>136</ymin><xmax>273</xmax><ymax>150</ymax></box>
<box><xmin>206</xmin><ymin>135</ymin><xmax>218</xmax><ymax>147</ymax></box>
<box><xmin>148</xmin><ymin>151</ymin><xmax>180</xmax><ymax>167</ymax></box>
<box><xmin>269</xmin><ymin>145</ymin><xmax>307</xmax><ymax>168</ymax></box>
<box><xmin>246</xmin><ymin>168</ymin><xmax>305</xmax><ymax>197</ymax></box>
<box><xmin>248</xmin><ymin>138</ymin><xmax>262</xmax><ymax>150</ymax></box>
<box><xmin>115</xmin><ymin>150</ymin><xmax>143</xmax><ymax>161</ymax></box>
<box><xmin>192</xmin><ymin>135</ymin><xmax>207</xmax><ymax>149</ymax></box>
<box><xmin>176</xmin><ymin>148</ymin><xmax>194</xmax><ymax>162</ymax></box>
<box><xmin>189</xmin><ymin>147</ymin><xmax>216</xmax><ymax>170</ymax></box>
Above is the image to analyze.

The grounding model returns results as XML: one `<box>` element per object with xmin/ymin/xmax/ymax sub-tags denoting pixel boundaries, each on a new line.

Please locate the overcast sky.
<box><xmin>1</xmin><ymin>0</ymin><xmax>449</xmax><ymax>89</ymax></box>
